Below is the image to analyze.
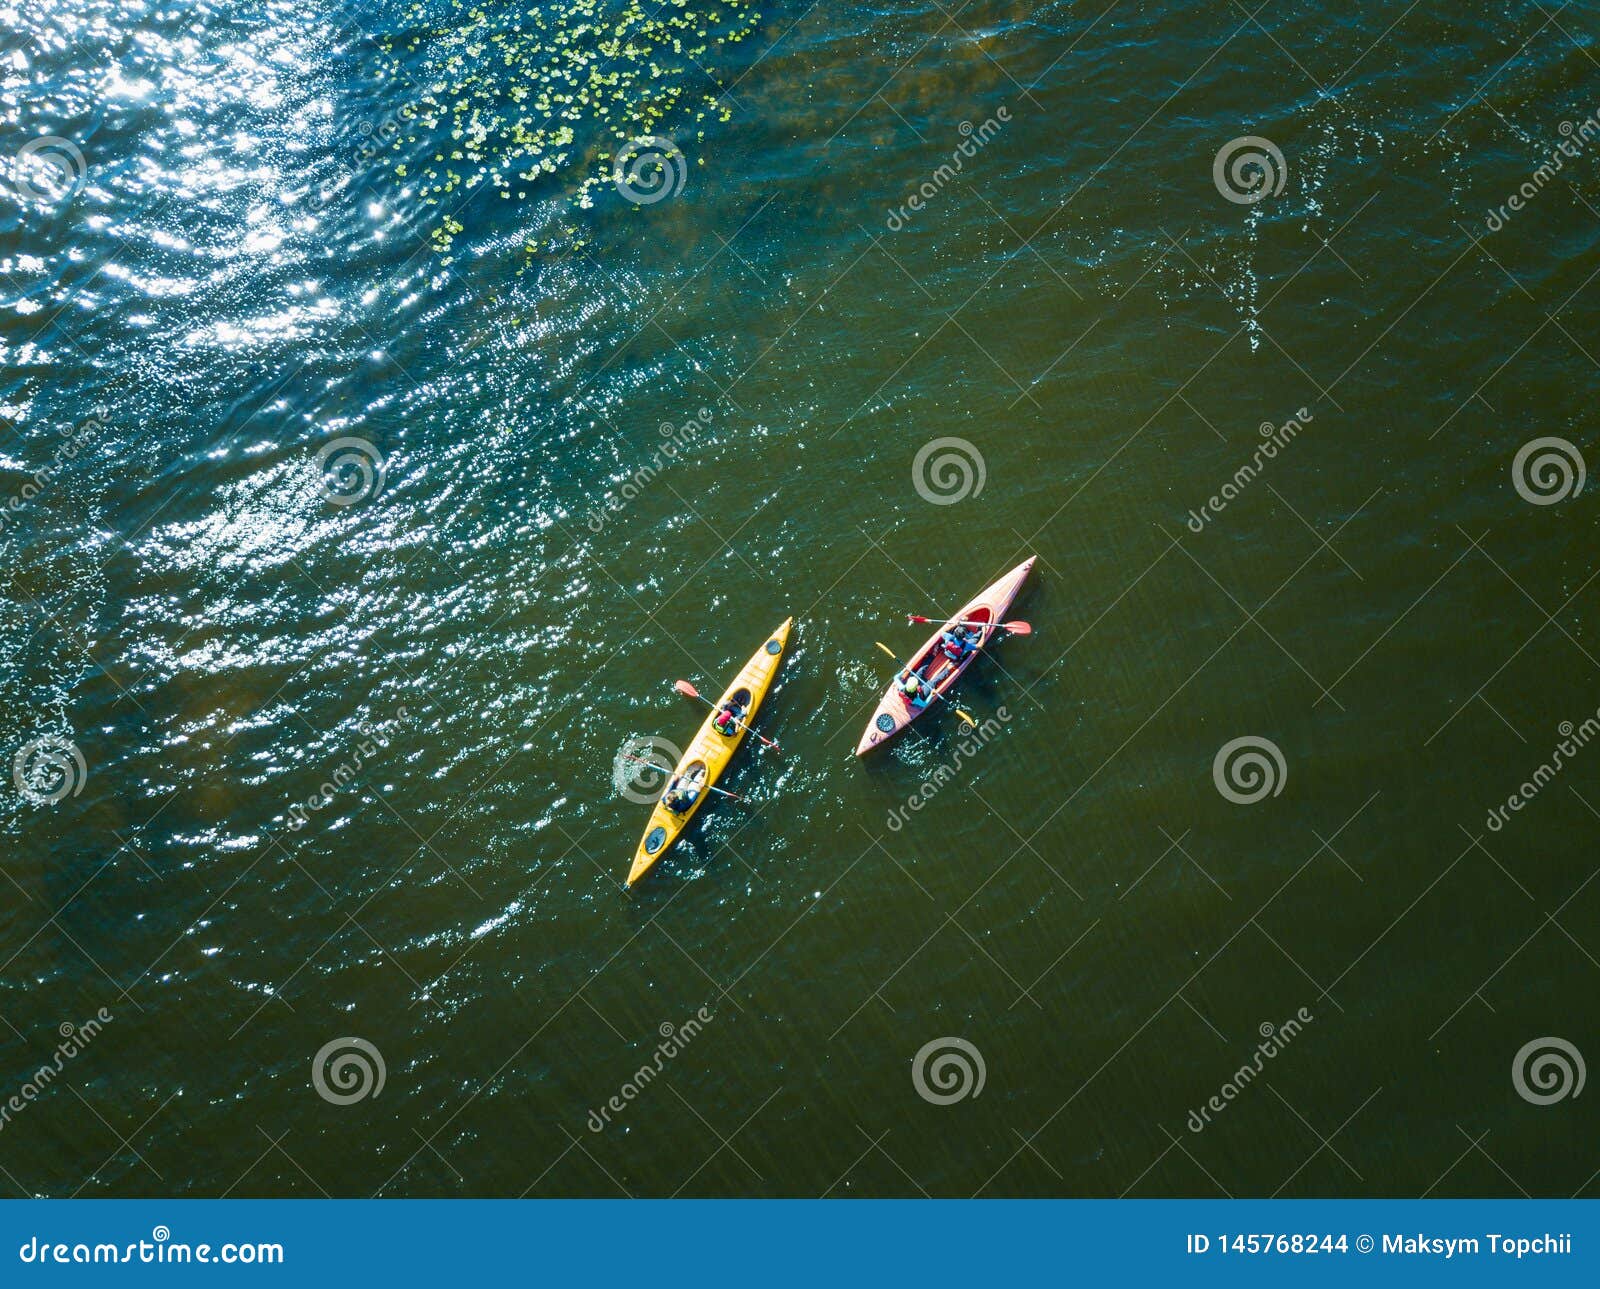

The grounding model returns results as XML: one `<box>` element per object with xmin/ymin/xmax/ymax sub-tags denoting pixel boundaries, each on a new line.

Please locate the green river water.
<box><xmin>2</xmin><ymin>0</ymin><xmax>1598</xmax><ymax>1197</ymax></box>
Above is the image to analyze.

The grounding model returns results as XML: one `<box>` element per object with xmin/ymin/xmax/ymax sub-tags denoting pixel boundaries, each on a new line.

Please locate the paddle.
<box><xmin>907</xmin><ymin>616</ymin><xmax>1032</xmax><ymax>635</ymax></box>
<box><xmin>673</xmin><ymin>680</ymin><xmax>781</xmax><ymax>752</ymax></box>
<box><xmin>874</xmin><ymin>642</ymin><xmax>978</xmax><ymax>729</ymax></box>
<box><xmin>619</xmin><ymin>753</ymin><xmax>746</xmax><ymax>802</ymax></box>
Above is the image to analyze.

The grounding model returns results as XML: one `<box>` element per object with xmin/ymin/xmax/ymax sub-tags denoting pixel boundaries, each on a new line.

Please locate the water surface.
<box><xmin>3</xmin><ymin>0</ymin><xmax>1599</xmax><ymax>1197</ymax></box>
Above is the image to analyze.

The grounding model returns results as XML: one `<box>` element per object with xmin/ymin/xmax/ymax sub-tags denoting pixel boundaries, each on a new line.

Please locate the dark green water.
<box><xmin>3</xmin><ymin>0</ymin><xmax>1599</xmax><ymax>1197</ymax></box>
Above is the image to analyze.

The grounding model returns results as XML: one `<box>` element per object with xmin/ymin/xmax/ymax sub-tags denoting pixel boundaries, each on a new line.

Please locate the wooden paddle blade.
<box><xmin>954</xmin><ymin>708</ymin><xmax>978</xmax><ymax>728</ymax></box>
<box><xmin>908</xmin><ymin>615</ymin><xmax>934</xmax><ymax>624</ymax></box>
<box><xmin>1001</xmin><ymin>621</ymin><xmax>1032</xmax><ymax>635</ymax></box>
<box><xmin>673</xmin><ymin>679</ymin><xmax>701</xmax><ymax>698</ymax></box>
<box><xmin>875</xmin><ymin>642</ymin><xmax>899</xmax><ymax>660</ymax></box>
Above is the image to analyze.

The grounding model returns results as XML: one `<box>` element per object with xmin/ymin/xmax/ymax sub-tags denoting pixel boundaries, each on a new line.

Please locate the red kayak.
<box><xmin>856</xmin><ymin>556</ymin><xmax>1035</xmax><ymax>756</ymax></box>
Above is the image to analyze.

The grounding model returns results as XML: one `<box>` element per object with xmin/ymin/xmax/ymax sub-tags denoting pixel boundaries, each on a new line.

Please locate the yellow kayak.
<box><xmin>627</xmin><ymin>617</ymin><xmax>792</xmax><ymax>886</ymax></box>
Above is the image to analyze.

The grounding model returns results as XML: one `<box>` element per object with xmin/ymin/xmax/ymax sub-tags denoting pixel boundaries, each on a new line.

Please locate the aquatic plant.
<box><xmin>377</xmin><ymin>0</ymin><xmax>762</xmax><ymax>255</ymax></box>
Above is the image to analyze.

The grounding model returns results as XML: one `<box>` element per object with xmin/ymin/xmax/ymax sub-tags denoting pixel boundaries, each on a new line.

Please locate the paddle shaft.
<box><xmin>909</xmin><ymin>617</ymin><xmax>1023</xmax><ymax>633</ymax></box>
<box><xmin>619</xmin><ymin>753</ymin><xmax>744</xmax><ymax>801</ymax></box>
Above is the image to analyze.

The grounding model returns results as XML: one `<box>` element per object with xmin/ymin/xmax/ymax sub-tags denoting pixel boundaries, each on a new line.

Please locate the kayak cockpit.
<box><xmin>911</xmin><ymin>607</ymin><xmax>990</xmax><ymax>691</ymax></box>
<box><xmin>663</xmin><ymin>760</ymin><xmax>708</xmax><ymax>814</ymax></box>
<box><xmin>713</xmin><ymin>687</ymin><xmax>752</xmax><ymax>738</ymax></box>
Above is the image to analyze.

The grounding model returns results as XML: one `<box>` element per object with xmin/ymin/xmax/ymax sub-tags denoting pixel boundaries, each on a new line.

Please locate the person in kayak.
<box><xmin>938</xmin><ymin>625</ymin><xmax>977</xmax><ymax>662</ymax></box>
<box><xmin>664</xmin><ymin>765</ymin><xmax>705</xmax><ymax>813</ymax></box>
<box><xmin>713</xmin><ymin>699</ymin><xmax>745</xmax><ymax>737</ymax></box>
<box><xmin>899</xmin><ymin>669</ymin><xmax>931</xmax><ymax>709</ymax></box>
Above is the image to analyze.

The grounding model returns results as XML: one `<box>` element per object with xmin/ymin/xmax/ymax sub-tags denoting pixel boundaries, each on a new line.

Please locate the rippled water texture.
<box><xmin>2</xmin><ymin>0</ymin><xmax>1599</xmax><ymax>1196</ymax></box>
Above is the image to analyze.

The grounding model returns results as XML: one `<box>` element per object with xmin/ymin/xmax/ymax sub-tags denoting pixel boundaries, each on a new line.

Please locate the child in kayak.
<box><xmin>713</xmin><ymin>699</ymin><xmax>745</xmax><ymax>737</ymax></box>
<box><xmin>898</xmin><ymin>669</ymin><xmax>931</xmax><ymax>709</ymax></box>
